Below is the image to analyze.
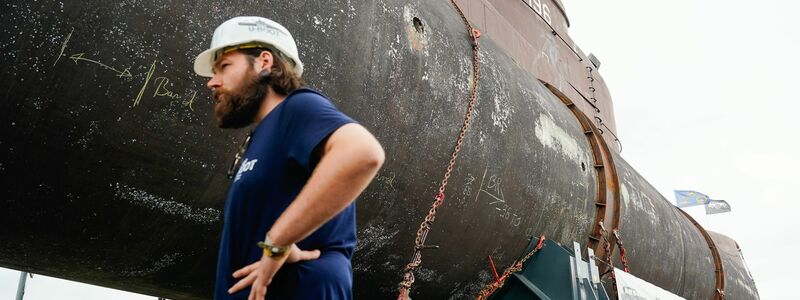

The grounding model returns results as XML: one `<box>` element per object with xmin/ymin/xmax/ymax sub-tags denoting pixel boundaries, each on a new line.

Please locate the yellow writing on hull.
<box><xmin>153</xmin><ymin>77</ymin><xmax>198</xmax><ymax>111</ymax></box>
<box><xmin>134</xmin><ymin>60</ymin><xmax>157</xmax><ymax>107</ymax></box>
<box><xmin>53</xmin><ymin>27</ymin><xmax>74</xmax><ymax>67</ymax></box>
<box><xmin>52</xmin><ymin>28</ymin><xmax>203</xmax><ymax>112</ymax></box>
<box><xmin>68</xmin><ymin>53</ymin><xmax>133</xmax><ymax>78</ymax></box>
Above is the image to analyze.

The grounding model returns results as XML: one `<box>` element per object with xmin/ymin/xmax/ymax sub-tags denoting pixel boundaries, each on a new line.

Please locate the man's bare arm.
<box><xmin>268</xmin><ymin>123</ymin><xmax>385</xmax><ymax>246</ymax></box>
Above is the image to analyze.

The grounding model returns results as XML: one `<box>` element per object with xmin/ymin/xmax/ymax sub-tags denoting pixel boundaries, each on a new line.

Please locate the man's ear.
<box><xmin>258</xmin><ymin>50</ymin><xmax>274</xmax><ymax>71</ymax></box>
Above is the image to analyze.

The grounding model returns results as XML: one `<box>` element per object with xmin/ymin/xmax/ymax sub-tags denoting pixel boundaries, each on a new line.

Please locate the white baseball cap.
<box><xmin>194</xmin><ymin>16</ymin><xmax>304</xmax><ymax>77</ymax></box>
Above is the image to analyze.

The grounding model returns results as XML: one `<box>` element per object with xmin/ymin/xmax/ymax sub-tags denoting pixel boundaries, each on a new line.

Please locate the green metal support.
<box><xmin>489</xmin><ymin>239</ymin><xmax>610</xmax><ymax>300</ymax></box>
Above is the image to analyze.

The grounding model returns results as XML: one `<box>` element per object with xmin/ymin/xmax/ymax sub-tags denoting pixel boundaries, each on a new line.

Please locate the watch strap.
<box><xmin>257</xmin><ymin>236</ymin><xmax>291</xmax><ymax>258</ymax></box>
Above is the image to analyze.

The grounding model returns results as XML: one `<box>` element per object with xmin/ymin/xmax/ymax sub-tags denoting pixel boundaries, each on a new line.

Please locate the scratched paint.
<box><xmin>74</xmin><ymin>120</ymin><xmax>100</xmax><ymax>150</ymax></box>
<box><xmin>490</xmin><ymin>91</ymin><xmax>513</xmax><ymax>133</ymax></box>
<box><xmin>352</xmin><ymin>222</ymin><xmax>402</xmax><ymax>275</ymax></box>
<box><xmin>620</xmin><ymin>181</ymin><xmax>631</xmax><ymax>211</ymax></box>
<box><xmin>621</xmin><ymin>179</ymin><xmax>659</xmax><ymax>226</ymax></box>
<box><xmin>355</xmin><ymin>223</ymin><xmax>399</xmax><ymax>257</ymax></box>
<box><xmin>626</xmin><ymin>172</ymin><xmax>664</xmax><ymax>227</ymax></box>
<box><xmin>534</xmin><ymin>113</ymin><xmax>584</xmax><ymax>162</ymax></box>
<box><xmin>114</xmin><ymin>183</ymin><xmax>220</xmax><ymax>224</ymax></box>
<box><xmin>120</xmin><ymin>253</ymin><xmax>182</xmax><ymax>277</ymax></box>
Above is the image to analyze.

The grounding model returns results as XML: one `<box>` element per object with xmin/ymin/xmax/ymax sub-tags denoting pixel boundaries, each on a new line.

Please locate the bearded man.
<box><xmin>193</xmin><ymin>16</ymin><xmax>385</xmax><ymax>300</ymax></box>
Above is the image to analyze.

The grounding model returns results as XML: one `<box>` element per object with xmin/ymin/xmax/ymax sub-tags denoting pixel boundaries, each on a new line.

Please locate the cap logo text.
<box><xmin>238</xmin><ymin>21</ymin><xmax>284</xmax><ymax>36</ymax></box>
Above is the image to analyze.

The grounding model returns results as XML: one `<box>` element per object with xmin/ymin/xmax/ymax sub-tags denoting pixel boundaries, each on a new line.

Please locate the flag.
<box><xmin>705</xmin><ymin>200</ymin><xmax>731</xmax><ymax>215</ymax></box>
<box><xmin>674</xmin><ymin>190</ymin><xmax>711</xmax><ymax>207</ymax></box>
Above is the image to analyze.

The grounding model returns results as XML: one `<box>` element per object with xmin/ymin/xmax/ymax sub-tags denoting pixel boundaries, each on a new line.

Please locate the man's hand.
<box><xmin>285</xmin><ymin>244</ymin><xmax>322</xmax><ymax>263</ymax></box>
<box><xmin>228</xmin><ymin>244</ymin><xmax>321</xmax><ymax>299</ymax></box>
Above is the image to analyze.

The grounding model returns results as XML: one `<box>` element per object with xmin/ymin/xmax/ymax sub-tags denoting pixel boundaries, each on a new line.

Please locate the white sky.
<box><xmin>2</xmin><ymin>0</ymin><xmax>796</xmax><ymax>299</ymax></box>
<box><xmin>566</xmin><ymin>0</ymin><xmax>799</xmax><ymax>299</ymax></box>
<box><xmin>0</xmin><ymin>269</ymin><xmax>150</xmax><ymax>299</ymax></box>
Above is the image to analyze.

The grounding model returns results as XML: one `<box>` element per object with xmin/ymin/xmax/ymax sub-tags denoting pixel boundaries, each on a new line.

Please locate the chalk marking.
<box><xmin>483</xmin><ymin>175</ymin><xmax>506</xmax><ymax>204</ymax></box>
<box><xmin>53</xmin><ymin>27</ymin><xmax>74</xmax><ymax>67</ymax></box>
<box><xmin>462</xmin><ymin>173</ymin><xmax>476</xmax><ymax>198</ymax></box>
<box><xmin>184</xmin><ymin>90</ymin><xmax>197</xmax><ymax>111</ymax></box>
<box><xmin>134</xmin><ymin>60</ymin><xmax>157</xmax><ymax>107</ymax></box>
<box><xmin>152</xmin><ymin>77</ymin><xmax>199</xmax><ymax>110</ymax></box>
<box><xmin>474</xmin><ymin>167</ymin><xmax>488</xmax><ymax>203</ymax></box>
<box><xmin>484</xmin><ymin>191</ymin><xmax>505</xmax><ymax>204</ymax></box>
<box><xmin>377</xmin><ymin>172</ymin><xmax>396</xmax><ymax>189</ymax></box>
<box><xmin>153</xmin><ymin>77</ymin><xmax>178</xmax><ymax>99</ymax></box>
<box><xmin>68</xmin><ymin>53</ymin><xmax>132</xmax><ymax>78</ymax></box>
<box><xmin>473</xmin><ymin>168</ymin><xmax>521</xmax><ymax>227</ymax></box>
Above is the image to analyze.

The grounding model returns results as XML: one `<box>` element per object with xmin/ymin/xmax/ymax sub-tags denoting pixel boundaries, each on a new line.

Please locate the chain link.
<box><xmin>475</xmin><ymin>236</ymin><xmax>545</xmax><ymax>300</ymax></box>
<box><xmin>612</xmin><ymin>229</ymin><xmax>630</xmax><ymax>272</ymax></box>
<box><xmin>597</xmin><ymin>221</ymin><xmax>620</xmax><ymax>296</ymax></box>
<box><xmin>397</xmin><ymin>1</ymin><xmax>481</xmax><ymax>299</ymax></box>
<box><xmin>598</xmin><ymin>222</ymin><xmax>614</xmax><ymax>273</ymax></box>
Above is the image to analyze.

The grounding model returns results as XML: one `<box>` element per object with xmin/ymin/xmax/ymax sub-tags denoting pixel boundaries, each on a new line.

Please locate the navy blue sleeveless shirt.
<box><xmin>214</xmin><ymin>88</ymin><xmax>356</xmax><ymax>300</ymax></box>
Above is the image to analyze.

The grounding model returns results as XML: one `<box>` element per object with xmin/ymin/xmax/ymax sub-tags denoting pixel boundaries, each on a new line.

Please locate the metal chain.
<box><xmin>397</xmin><ymin>1</ymin><xmax>481</xmax><ymax>299</ymax></box>
<box><xmin>475</xmin><ymin>236</ymin><xmax>546</xmax><ymax>300</ymax></box>
<box><xmin>612</xmin><ymin>229</ymin><xmax>630</xmax><ymax>272</ymax></box>
<box><xmin>598</xmin><ymin>222</ymin><xmax>615</xmax><ymax>274</ymax></box>
<box><xmin>597</xmin><ymin>221</ymin><xmax>620</xmax><ymax>296</ymax></box>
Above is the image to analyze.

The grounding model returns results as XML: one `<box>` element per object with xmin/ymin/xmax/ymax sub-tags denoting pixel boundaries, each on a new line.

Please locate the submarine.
<box><xmin>0</xmin><ymin>0</ymin><xmax>759</xmax><ymax>299</ymax></box>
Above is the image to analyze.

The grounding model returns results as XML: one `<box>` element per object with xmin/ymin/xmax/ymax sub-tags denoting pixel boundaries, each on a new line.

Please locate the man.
<box><xmin>193</xmin><ymin>16</ymin><xmax>385</xmax><ymax>300</ymax></box>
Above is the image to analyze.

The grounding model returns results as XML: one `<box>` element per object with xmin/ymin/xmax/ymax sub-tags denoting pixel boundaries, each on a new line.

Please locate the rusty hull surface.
<box><xmin>456</xmin><ymin>0</ymin><xmax>620</xmax><ymax>152</ymax></box>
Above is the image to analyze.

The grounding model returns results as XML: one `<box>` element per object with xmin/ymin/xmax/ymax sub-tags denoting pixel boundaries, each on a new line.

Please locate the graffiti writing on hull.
<box><xmin>52</xmin><ymin>28</ymin><xmax>198</xmax><ymax>110</ymax></box>
<box><xmin>475</xmin><ymin>167</ymin><xmax>522</xmax><ymax>227</ymax></box>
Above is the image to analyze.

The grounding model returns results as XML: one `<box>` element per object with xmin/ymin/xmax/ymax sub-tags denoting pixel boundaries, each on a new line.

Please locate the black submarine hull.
<box><xmin>0</xmin><ymin>0</ymin><xmax>758</xmax><ymax>299</ymax></box>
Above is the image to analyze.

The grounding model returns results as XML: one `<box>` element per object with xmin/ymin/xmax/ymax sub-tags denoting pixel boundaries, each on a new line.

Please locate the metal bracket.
<box><xmin>570</xmin><ymin>242</ymin><xmax>610</xmax><ymax>300</ymax></box>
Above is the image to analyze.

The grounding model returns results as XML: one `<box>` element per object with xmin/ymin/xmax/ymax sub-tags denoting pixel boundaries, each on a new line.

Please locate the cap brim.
<box><xmin>194</xmin><ymin>44</ymin><xmax>305</xmax><ymax>77</ymax></box>
<box><xmin>193</xmin><ymin>48</ymin><xmax>217</xmax><ymax>77</ymax></box>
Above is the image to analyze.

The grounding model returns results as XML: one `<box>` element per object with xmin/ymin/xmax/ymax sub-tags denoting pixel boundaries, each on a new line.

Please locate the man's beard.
<box><xmin>214</xmin><ymin>70</ymin><xmax>270</xmax><ymax>129</ymax></box>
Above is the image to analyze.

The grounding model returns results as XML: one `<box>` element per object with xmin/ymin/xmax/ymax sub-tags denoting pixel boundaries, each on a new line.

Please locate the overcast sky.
<box><xmin>2</xmin><ymin>0</ymin><xmax>795</xmax><ymax>299</ymax></box>
<box><xmin>566</xmin><ymin>0</ymin><xmax>797</xmax><ymax>299</ymax></box>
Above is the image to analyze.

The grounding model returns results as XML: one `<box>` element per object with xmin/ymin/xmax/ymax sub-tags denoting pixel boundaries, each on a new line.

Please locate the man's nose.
<box><xmin>207</xmin><ymin>76</ymin><xmax>222</xmax><ymax>89</ymax></box>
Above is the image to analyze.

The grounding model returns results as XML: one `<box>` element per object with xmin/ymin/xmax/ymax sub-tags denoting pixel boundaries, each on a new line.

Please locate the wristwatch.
<box><xmin>257</xmin><ymin>236</ymin><xmax>291</xmax><ymax>259</ymax></box>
